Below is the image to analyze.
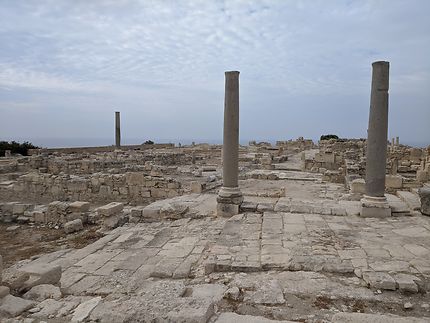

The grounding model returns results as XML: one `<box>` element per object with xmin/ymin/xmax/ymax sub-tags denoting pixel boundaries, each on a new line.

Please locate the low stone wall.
<box><xmin>276</xmin><ymin>138</ymin><xmax>315</xmax><ymax>151</ymax></box>
<box><xmin>27</xmin><ymin>143</ymin><xmax>175</xmax><ymax>155</ymax></box>
<box><xmin>22</xmin><ymin>151</ymin><xmax>194</xmax><ymax>175</ymax></box>
<box><xmin>0</xmin><ymin>171</ymin><xmax>183</xmax><ymax>204</ymax></box>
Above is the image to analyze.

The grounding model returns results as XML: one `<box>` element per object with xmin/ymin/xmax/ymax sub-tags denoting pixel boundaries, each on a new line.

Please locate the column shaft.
<box><xmin>365</xmin><ymin>61</ymin><xmax>389</xmax><ymax>197</ymax></box>
<box><xmin>115</xmin><ymin>111</ymin><xmax>121</xmax><ymax>148</ymax></box>
<box><xmin>223</xmin><ymin>71</ymin><xmax>240</xmax><ymax>188</ymax></box>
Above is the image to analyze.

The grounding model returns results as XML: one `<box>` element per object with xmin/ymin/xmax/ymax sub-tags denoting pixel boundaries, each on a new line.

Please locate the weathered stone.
<box><xmin>386</xmin><ymin>175</ymin><xmax>403</xmax><ymax>189</ymax></box>
<box><xmin>243</xmin><ymin>279</ymin><xmax>285</xmax><ymax>305</ymax></box>
<box><xmin>332</xmin><ymin>312</ymin><xmax>428</xmax><ymax>323</ymax></box>
<box><xmin>97</xmin><ymin>202</ymin><xmax>124</xmax><ymax>217</ymax></box>
<box><xmin>2</xmin><ymin>270</ymin><xmax>30</xmax><ymax>291</ymax></box>
<box><xmin>71</xmin><ymin>296</ymin><xmax>102</xmax><ymax>322</ymax></box>
<box><xmin>223</xmin><ymin>286</ymin><xmax>240</xmax><ymax>300</ymax></box>
<box><xmin>64</xmin><ymin>219</ymin><xmax>84</xmax><ymax>234</ymax></box>
<box><xmin>0</xmin><ymin>294</ymin><xmax>36</xmax><ymax>317</ymax></box>
<box><xmin>216</xmin><ymin>312</ymin><xmax>296</xmax><ymax>323</ymax></box>
<box><xmin>362</xmin><ymin>271</ymin><xmax>396</xmax><ymax>290</ymax></box>
<box><xmin>350</xmin><ymin>178</ymin><xmax>366</xmax><ymax>194</ymax></box>
<box><xmin>394</xmin><ymin>273</ymin><xmax>419</xmax><ymax>293</ymax></box>
<box><xmin>418</xmin><ymin>187</ymin><xmax>430</xmax><ymax>216</ymax></box>
<box><xmin>69</xmin><ymin>201</ymin><xmax>90</xmax><ymax>213</ymax></box>
<box><xmin>19</xmin><ymin>263</ymin><xmax>62</xmax><ymax>290</ymax></box>
<box><xmin>23</xmin><ymin>284</ymin><xmax>62</xmax><ymax>301</ymax></box>
<box><xmin>0</xmin><ymin>285</ymin><xmax>10</xmax><ymax>298</ymax></box>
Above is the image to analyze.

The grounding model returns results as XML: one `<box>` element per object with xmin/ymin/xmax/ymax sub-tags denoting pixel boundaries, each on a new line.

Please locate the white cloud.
<box><xmin>0</xmin><ymin>0</ymin><xmax>429</xmax><ymax>144</ymax></box>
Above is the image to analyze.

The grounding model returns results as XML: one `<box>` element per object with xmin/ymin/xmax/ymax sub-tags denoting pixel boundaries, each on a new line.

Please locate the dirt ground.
<box><xmin>0</xmin><ymin>223</ymin><xmax>103</xmax><ymax>268</ymax></box>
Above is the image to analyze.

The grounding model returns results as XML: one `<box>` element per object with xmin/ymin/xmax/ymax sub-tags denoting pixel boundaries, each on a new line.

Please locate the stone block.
<box><xmin>103</xmin><ymin>215</ymin><xmax>119</xmax><ymax>230</ymax></box>
<box><xmin>216</xmin><ymin>312</ymin><xmax>295</xmax><ymax>323</ymax></box>
<box><xmin>360</xmin><ymin>196</ymin><xmax>391</xmax><ymax>218</ymax></box>
<box><xmin>12</xmin><ymin>203</ymin><xmax>32</xmax><ymax>215</ymax></box>
<box><xmin>386</xmin><ymin>175</ymin><xmax>403</xmax><ymax>189</ymax></box>
<box><xmin>419</xmin><ymin>187</ymin><xmax>430</xmax><ymax>216</ymax></box>
<box><xmin>416</xmin><ymin>170</ymin><xmax>428</xmax><ymax>183</ymax></box>
<box><xmin>217</xmin><ymin>203</ymin><xmax>239</xmax><ymax>217</ymax></box>
<box><xmin>332</xmin><ymin>312</ymin><xmax>428</xmax><ymax>323</ymax></box>
<box><xmin>69</xmin><ymin>201</ymin><xmax>90</xmax><ymax>213</ymax></box>
<box><xmin>240</xmin><ymin>201</ymin><xmax>257</xmax><ymax>212</ymax></box>
<box><xmin>126</xmin><ymin>172</ymin><xmax>144</xmax><ymax>185</ymax></box>
<box><xmin>72</xmin><ymin>296</ymin><xmax>102</xmax><ymax>322</ymax></box>
<box><xmin>23</xmin><ymin>284</ymin><xmax>62</xmax><ymax>301</ymax></box>
<box><xmin>350</xmin><ymin>178</ymin><xmax>366</xmax><ymax>194</ymax></box>
<box><xmin>0</xmin><ymin>294</ymin><xmax>36</xmax><ymax>317</ymax></box>
<box><xmin>394</xmin><ymin>273</ymin><xmax>419</xmax><ymax>293</ymax></box>
<box><xmin>19</xmin><ymin>263</ymin><xmax>62</xmax><ymax>291</ymax></box>
<box><xmin>0</xmin><ymin>285</ymin><xmax>10</xmax><ymax>298</ymax></box>
<box><xmin>97</xmin><ymin>202</ymin><xmax>123</xmax><ymax>217</ymax></box>
<box><xmin>362</xmin><ymin>271</ymin><xmax>396</xmax><ymax>290</ymax></box>
<box><xmin>190</xmin><ymin>181</ymin><xmax>203</xmax><ymax>193</ymax></box>
<box><xmin>64</xmin><ymin>219</ymin><xmax>84</xmax><ymax>234</ymax></box>
<box><xmin>32</xmin><ymin>211</ymin><xmax>46</xmax><ymax>224</ymax></box>
<box><xmin>2</xmin><ymin>271</ymin><xmax>30</xmax><ymax>291</ymax></box>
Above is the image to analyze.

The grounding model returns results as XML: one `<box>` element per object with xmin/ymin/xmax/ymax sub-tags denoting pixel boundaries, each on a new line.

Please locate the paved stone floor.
<box><xmin>3</xmin><ymin>206</ymin><xmax>430</xmax><ymax>322</ymax></box>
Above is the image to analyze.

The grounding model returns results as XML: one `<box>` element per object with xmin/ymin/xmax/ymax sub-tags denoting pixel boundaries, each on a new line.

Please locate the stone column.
<box><xmin>115</xmin><ymin>111</ymin><xmax>121</xmax><ymax>148</ymax></box>
<box><xmin>361</xmin><ymin>61</ymin><xmax>391</xmax><ymax>218</ymax></box>
<box><xmin>396</xmin><ymin>136</ymin><xmax>399</xmax><ymax>146</ymax></box>
<box><xmin>217</xmin><ymin>71</ymin><xmax>243</xmax><ymax>217</ymax></box>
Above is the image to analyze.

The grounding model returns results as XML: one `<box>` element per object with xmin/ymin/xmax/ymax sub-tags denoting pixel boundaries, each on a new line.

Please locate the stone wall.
<box><xmin>0</xmin><ymin>171</ymin><xmax>183</xmax><ymax>204</ymax></box>
<box><xmin>276</xmin><ymin>137</ymin><xmax>315</xmax><ymax>151</ymax></box>
<box><xmin>21</xmin><ymin>151</ymin><xmax>195</xmax><ymax>175</ymax></box>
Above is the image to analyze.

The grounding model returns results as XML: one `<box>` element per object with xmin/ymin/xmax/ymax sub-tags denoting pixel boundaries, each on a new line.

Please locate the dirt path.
<box><xmin>0</xmin><ymin>223</ymin><xmax>103</xmax><ymax>267</ymax></box>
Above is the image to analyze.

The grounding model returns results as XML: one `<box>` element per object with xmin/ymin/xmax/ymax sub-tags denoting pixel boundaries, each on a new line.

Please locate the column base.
<box><xmin>217</xmin><ymin>186</ymin><xmax>243</xmax><ymax>217</ymax></box>
<box><xmin>360</xmin><ymin>195</ymin><xmax>391</xmax><ymax>218</ymax></box>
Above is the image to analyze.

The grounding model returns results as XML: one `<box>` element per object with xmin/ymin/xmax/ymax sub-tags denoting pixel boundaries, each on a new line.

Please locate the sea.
<box><xmin>2</xmin><ymin>137</ymin><xmax>429</xmax><ymax>149</ymax></box>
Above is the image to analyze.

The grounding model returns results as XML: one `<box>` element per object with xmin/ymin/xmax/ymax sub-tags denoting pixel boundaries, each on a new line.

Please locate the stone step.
<box><xmin>386</xmin><ymin>194</ymin><xmax>410</xmax><ymax>215</ymax></box>
<box><xmin>396</xmin><ymin>190</ymin><xmax>421</xmax><ymax>211</ymax></box>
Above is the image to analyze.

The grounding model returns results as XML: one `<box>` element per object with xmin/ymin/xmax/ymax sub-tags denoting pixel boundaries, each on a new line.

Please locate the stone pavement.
<box><xmin>2</xmin><ymin>206</ymin><xmax>430</xmax><ymax>321</ymax></box>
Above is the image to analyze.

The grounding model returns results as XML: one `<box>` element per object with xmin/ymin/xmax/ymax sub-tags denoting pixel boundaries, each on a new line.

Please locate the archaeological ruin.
<box><xmin>0</xmin><ymin>64</ymin><xmax>430</xmax><ymax>322</ymax></box>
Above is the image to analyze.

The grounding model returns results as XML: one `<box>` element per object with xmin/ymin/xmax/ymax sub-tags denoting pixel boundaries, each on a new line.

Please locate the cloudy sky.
<box><xmin>0</xmin><ymin>0</ymin><xmax>429</xmax><ymax>147</ymax></box>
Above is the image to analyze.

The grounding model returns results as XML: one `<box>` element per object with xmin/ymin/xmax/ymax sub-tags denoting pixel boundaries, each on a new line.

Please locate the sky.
<box><xmin>0</xmin><ymin>0</ymin><xmax>429</xmax><ymax>148</ymax></box>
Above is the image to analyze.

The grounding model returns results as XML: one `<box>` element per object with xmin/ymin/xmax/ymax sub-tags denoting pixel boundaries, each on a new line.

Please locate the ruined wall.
<box><xmin>0</xmin><ymin>171</ymin><xmax>183</xmax><ymax>204</ymax></box>
<box><xmin>276</xmin><ymin>137</ymin><xmax>315</xmax><ymax>151</ymax></box>
<box><xmin>17</xmin><ymin>151</ymin><xmax>195</xmax><ymax>175</ymax></box>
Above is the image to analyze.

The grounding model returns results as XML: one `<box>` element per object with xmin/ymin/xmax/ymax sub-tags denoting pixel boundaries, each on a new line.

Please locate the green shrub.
<box><xmin>320</xmin><ymin>134</ymin><xmax>339</xmax><ymax>141</ymax></box>
<box><xmin>0</xmin><ymin>141</ymin><xmax>40</xmax><ymax>157</ymax></box>
<box><xmin>143</xmin><ymin>140</ymin><xmax>154</xmax><ymax>145</ymax></box>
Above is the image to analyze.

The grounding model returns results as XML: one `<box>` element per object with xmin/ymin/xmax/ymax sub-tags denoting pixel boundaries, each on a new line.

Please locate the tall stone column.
<box><xmin>361</xmin><ymin>61</ymin><xmax>391</xmax><ymax>218</ymax></box>
<box><xmin>217</xmin><ymin>71</ymin><xmax>243</xmax><ymax>217</ymax></box>
<box><xmin>115</xmin><ymin>111</ymin><xmax>121</xmax><ymax>148</ymax></box>
<box><xmin>396</xmin><ymin>136</ymin><xmax>399</xmax><ymax>146</ymax></box>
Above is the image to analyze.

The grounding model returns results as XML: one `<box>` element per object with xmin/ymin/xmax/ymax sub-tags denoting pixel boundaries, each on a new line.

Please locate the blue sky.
<box><xmin>0</xmin><ymin>0</ymin><xmax>429</xmax><ymax>147</ymax></box>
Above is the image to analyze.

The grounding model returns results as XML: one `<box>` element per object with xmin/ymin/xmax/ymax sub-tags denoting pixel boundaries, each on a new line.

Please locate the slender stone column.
<box><xmin>115</xmin><ymin>111</ymin><xmax>121</xmax><ymax>148</ymax></box>
<box><xmin>361</xmin><ymin>61</ymin><xmax>391</xmax><ymax>218</ymax></box>
<box><xmin>217</xmin><ymin>71</ymin><xmax>243</xmax><ymax>217</ymax></box>
<box><xmin>396</xmin><ymin>136</ymin><xmax>399</xmax><ymax>146</ymax></box>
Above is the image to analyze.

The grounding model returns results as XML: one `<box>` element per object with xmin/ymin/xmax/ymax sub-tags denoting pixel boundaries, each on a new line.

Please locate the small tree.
<box><xmin>143</xmin><ymin>140</ymin><xmax>154</xmax><ymax>145</ymax></box>
<box><xmin>320</xmin><ymin>134</ymin><xmax>339</xmax><ymax>141</ymax></box>
<box><xmin>0</xmin><ymin>140</ymin><xmax>40</xmax><ymax>156</ymax></box>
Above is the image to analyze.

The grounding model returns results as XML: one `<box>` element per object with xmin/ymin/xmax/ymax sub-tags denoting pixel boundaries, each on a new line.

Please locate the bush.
<box><xmin>143</xmin><ymin>140</ymin><xmax>154</xmax><ymax>145</ymax></box>
<box><xmin>0</xmin><ymin>141</ymin><xmax>40</xmax><ymax>157</ymax></box>
<box><xmin>320</xmin><ymin>134</ymin><xmax>339</xmax><ymax>141</ymax></box>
